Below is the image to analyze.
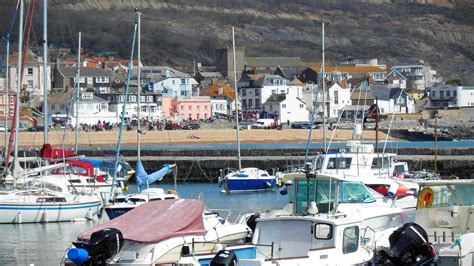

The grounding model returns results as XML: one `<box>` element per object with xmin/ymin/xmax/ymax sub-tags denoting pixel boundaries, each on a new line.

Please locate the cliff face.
<box><xmin>1</xmin><ymin>0</ymin><xmax>473</xmax><ymax>83</ymax></box>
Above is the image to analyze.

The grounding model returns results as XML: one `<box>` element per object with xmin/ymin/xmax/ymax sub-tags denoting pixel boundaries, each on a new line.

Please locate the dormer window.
<box><xmin>96</xmin><ymin>77</ymin><xmax>109</xmax><ymax>83</ymax></box>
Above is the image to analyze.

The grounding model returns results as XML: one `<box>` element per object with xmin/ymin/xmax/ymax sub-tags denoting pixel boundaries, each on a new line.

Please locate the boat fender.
<box><xmin>387</xmin><ymin>183</ymin><xmax>399</xmax><ymax>196</ymax></box>
<box><xmin>67</xmin><ymin>248</ymin><xmax>89</xmax><ymax>265</ymax></box>
<box><xmin>166</xmin><ymin>189</ymin><xmax>178</xmax><ymax>195</ymax></box>
<box><xmin>417</xmin><ymin>187</ymin><xmax>434</xmax><ymax>209</ymax></box>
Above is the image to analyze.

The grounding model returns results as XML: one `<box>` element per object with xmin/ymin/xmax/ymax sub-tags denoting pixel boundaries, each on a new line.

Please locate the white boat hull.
<box><xmin>0</xmin><ymin>200</ymin><xmax>101</xmax><ymax>223</ymax></box>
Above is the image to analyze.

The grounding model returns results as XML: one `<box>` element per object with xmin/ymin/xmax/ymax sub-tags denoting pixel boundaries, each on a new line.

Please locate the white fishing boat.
<box><xmin>310</xmin><ymin>140</ymin><xmax>420</xmax><ymax>208</ymax></box>
<box><xmin>410</xmin><ymin>179</ymin><xmax>474</xmax><ymax>265</ymax></box>
<box><xmin>177</xmin><ymin>170</ymin><xmax>408</xmax><ymax>265</ymax></box>
<box><xmin>0</xmin><ymin>177</ymin><xmax>101</xmax><ymax>223</ymax></box>
<box><xmin>65</xmin><ymin>199</ymin><xmax>251</xmax><ymax>265</ymax></box>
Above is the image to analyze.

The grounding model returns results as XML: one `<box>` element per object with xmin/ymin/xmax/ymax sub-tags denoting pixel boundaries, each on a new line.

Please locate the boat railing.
<box><xmin>189</xmin><ymin>239</ymin><xmax>275</xmax><ymax>260</ymax></box>
<box><xmin>362</xmin><ymin>225</ymin><xmax>376</xmax><ymax>250</ymax></box>
<box><xmin>207</xmin><ymin>208</ymin><xmax>232</xmax><ymax>223</ymax></box>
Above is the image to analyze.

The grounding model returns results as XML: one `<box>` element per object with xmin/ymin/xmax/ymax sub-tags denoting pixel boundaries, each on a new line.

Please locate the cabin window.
<box><xmin>339</xmin><ymin>181</ymin><xmax>375</xmax><ymax>204</ymax></box>
<box><xmin>314</xmin><ymin>223</ymin><xmax>333</xmax><ymax>240</ymax></box>
<box><xmin>326</xmin><ymin>157</ymin><xmax>352</xmax><ymax>169</ymax></box>
<box><xmin>343</xmin><ymin>226</ymin><xmax>359</xmax><ymax>254</ymax></box>
<box><xmin>371</xmin><ymin>157</ymin><xmax>391</xmax><ymax>169</ymax></box>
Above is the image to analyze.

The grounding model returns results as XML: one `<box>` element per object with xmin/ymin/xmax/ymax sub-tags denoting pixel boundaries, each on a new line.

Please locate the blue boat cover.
<box><xmin>135</xmin><ymin>160</ymin><xmax>174</xmax><ymax>191</ymax></box>
<box><xmin>80</xmin><ymin>159</ymin><xmax>127</xmax><ymax>175</ymax></box>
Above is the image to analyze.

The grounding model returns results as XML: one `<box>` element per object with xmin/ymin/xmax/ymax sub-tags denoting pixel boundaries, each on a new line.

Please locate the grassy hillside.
<box><xmin>1</xmin><ymin>0</ymin><xmax>473</xmax><ymax>83</ymax></box>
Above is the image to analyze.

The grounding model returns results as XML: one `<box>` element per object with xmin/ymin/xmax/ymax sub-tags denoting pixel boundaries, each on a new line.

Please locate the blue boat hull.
<box><xmin>104</xmin><ymin>206</ymin><xmax>135</xmax><ymax>219</ymax></box>
<box><xmin>225</xmin><ymin>178</ymin><xmax>276</xmax><ymax>193</ymax></box>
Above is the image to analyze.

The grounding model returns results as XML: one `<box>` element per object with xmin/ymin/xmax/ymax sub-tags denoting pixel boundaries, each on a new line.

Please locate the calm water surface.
<box><xmin>0</xmin><ymin>183</ymin><xmax>288</xmax><ymax>265</ymax></box>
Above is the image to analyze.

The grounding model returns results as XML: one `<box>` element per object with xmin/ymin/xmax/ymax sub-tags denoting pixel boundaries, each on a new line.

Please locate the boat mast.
<box><xmin>321</xmin><ymin>22</ymin><xmax>327</xmax><ymax>153</ymax></box>
<box><xmin>43</xmin><ymin>0</ymin><xmax>48</xmax><ymax>144</ymax></box>
<box><xmin>136</xmin><ymin>9</ymin><xmax>141</xmax><ymax>161</ymax></box>
<box><xmin>74</xmin><ymin>32</ymin><xmax>81</xmax><ymax>153</ymax></box>
<box><xmin>4</xmin><ymin>37</ymin><xmax>10</xmax><ymax>151</ymax></box>
<box><xmin>13</xmin><ymin>0</ymin><xmax>24</xmax><ymax>185</ymax></box>
<box><xmin>232</xmin><ymin>26</ymin><xmax>241</xmax><ymax>170</ymax></box>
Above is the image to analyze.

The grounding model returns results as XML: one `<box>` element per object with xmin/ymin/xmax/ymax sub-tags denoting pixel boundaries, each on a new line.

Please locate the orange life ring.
<box><xmin>417</xmin><ymin>187</ymin><xmax>434</xmax><ymax>209</ymax></box>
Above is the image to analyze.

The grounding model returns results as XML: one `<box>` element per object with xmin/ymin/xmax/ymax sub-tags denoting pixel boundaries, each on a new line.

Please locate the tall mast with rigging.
<box><xmin>136</xmin><ymin>9</ymin><xmax>142</xmax><ymax>161</ymax></box>
<box><xmin>232</xmin><ymin>26</ymin><xmax>241</xmax><ymax>170</ymax></box>
<box><xmin>321</xmin><ymin>22</ymin><xmax>327</xmax><ymax>153</ymax></box>
<box><xmin>74</xmin><ymin>32</ymin><xmax>81</xmax><ymax>153</ymax></box>
<box><xmin>43</xmin><ymin>0</ymin><xmax>48</xmax><ymax>144</ymax></box>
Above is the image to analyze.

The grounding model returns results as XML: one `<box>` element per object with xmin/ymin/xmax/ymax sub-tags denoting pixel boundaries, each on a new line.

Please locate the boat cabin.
<box><xmin>311</xmin><ymin>141</ymin><xmax>397</xmax><ymax>180</ymax></box>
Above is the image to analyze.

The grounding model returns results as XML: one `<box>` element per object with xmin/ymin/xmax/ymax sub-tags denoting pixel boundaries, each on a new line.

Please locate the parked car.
<box><xmin>165</xmin><ymin>123</ymin><xmax>183</xmax><ymax>130</ymax></box>
<box><xmin>182</xmin><ymin>123</ymin><xmax>200</xmax><ymax>130</ymax></box>
<box><xmin>27</xmin><ymin>125</ymin><xmax>45</xmax><ymax>132</ymax></box>
<box><xmin>252</xmin><ymin>119</ymin><xmax>276</xmax><ymax>129</ymax></box>
<box><xmin>291</xmin><ymin>122</ymin><xmax>320</xmax><ymax>129</ymax></box>
<box><xmin>234</xmin><ymin>122</ymin><xmax>252</xmax><ymax>130</ymax></box>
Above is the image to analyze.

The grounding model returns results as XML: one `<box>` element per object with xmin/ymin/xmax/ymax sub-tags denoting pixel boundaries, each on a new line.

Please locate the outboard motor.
<box><xmin>376</xmin><ymin>223</ymin><xmax>436</xmax><ymax>265</ymax></box>
<box><xmin>67</xmin><ymin>228</ymin><xmax>124</xmax><ymax>266</ymax></box>
<box><xmin>210</xmin><ymin>250</ymin><xmax>238</xmax><ymax>266</ymax></box>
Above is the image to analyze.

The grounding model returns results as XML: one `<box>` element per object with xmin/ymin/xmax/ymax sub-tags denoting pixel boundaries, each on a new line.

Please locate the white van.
<box><xmin>252</xmin><ymin>118</ymin><xmax>276</xmax><ymax>129</ymax></box>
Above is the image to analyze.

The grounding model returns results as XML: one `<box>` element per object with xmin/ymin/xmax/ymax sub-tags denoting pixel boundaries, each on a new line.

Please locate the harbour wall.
<box><xmin>83</xmin><ymin>148</ymin><xmax>474</xmax><ymax>182</ymax></box>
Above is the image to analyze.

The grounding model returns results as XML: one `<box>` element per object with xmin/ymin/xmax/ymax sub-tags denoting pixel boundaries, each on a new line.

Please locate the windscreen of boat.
<box><xmin>338</xmin><ymin>181</ymin><xmax>375</xmax><ymax>204</ymax></box>
<box><xmin>423</xmin><ymin>184</ymin><xmax>474</xmax><ymax>207</ymax></box>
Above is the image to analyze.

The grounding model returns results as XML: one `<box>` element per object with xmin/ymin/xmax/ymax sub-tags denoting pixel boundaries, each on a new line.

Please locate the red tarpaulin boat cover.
<box><xmin>40</xmin><ymin>143</ymin><xmax>78</xmax><ymax>160</ymax></box>
<box><xmin>78</xmin><ymin>199</ymin><xmax>206</xmax><ymax>244</ymax></box>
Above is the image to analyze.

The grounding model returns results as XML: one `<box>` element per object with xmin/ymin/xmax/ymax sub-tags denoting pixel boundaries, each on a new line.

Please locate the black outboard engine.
<box><xmin>376</xmin><ymin>223</ymin><xmax>436</xmax><ymax>265</ymax></box>
<box><xmin>210</xmin><ymin>250</ymin><xmax>238</xmax><ymax>266</ymax></box>
<box><xmin>67</xmin><ymin>228</ymin><xmax>124</xmax><ymax>266</ymax></box>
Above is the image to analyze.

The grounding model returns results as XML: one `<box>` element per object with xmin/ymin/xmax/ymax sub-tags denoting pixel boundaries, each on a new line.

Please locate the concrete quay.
<box><xmin>84</xmin><ymin>148</ymin><xmax>474</xmax><ymax>182</ymax></box>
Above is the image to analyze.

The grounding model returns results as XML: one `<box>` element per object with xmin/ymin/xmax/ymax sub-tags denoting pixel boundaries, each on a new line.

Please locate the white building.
<box><xmin>100</xmin><ymin>93</ymin><xmax>161</xmax><ymax>122</ymax></box>
<box><xmin>429</xmin><ymin>85</ymin><xmax>474</xmax><ymax>108</ymax></box>
<box><xmin>391</xmin><ymin>62</ymin><xmax>439</xmax><ymax>90</ymax></box>
<box><xmin>49</xmin><ymin>92</ymin><xmax>117</xmax><ymax>126</ymax></box>
<box><xmin>369</xmin><ymin>85</ymin><xmax>415</xmax><ymax>114</ymax></box>
<box><xmin>240</xmin><ymin>74</ymin><xmax>304</xmax><ymax>113</ymax></box>
<box><xmin>262</xmin><ymin>94</ymin><xmax>309</xmax><ymax>123</ymax></box>
<box><xmin>140</xmin><ymin>66</ymin><xmax>198</xmax><ymax>98</ymax></box>
<box><xmin>8</xmin><ymin>52</ymin><xmax>52</xmax><ymax>98</ymax></box>
<box><xmin>327</xmin><ymin>83</ymin><xmax>351</xmax><ymax>118</ymax></box>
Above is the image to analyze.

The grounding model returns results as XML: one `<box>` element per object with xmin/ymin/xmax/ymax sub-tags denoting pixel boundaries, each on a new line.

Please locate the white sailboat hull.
<box><xmin>0</xmin><ymin>196</ymin><xmax>101</xmax><ymax>224</ymax></box>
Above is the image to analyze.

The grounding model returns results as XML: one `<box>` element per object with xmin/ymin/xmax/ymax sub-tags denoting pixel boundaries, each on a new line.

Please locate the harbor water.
<box><xmin>0</xmin><ymin>183</ymin><xmax>288</xmax><ymax>265</ymax></box>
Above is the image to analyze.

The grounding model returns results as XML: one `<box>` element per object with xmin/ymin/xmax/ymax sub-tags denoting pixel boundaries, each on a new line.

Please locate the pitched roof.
<box><xmin>58</xmin><ymin>65</ymin><xmax>114</xmax><ymax>78</ymax></box>
<box><xmin>310</xmin><ymin>65</ymin><xmax>386</xmax><ymax>73</ymax></box>
<box><xmin>197</xmin><ymin>72</ymin><xmax>223</xmax><ymax>78</ymax></box>
<box><xmin>274</xmin><ymin>67</ymin><xmax>299</xmax><ymax>79</ymax></box>
<box><xmin>263</xmin><ymin>94</ymin><xmax>286</xmax><ymax>105</ymax></box>
<box><xmin>245</xmin><ymin>57</ymin><xmax>305</xmax><ymax>68</ymax></box>
<box><xmin>202</xmin><ymin>84</ymin><xmax>236</xmax><ymax>100</ymax></box>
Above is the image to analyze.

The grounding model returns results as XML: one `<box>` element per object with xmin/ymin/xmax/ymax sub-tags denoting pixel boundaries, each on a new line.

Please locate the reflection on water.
<box><xmin>0</xmin><ymin>183</ymin><xmax>288</xmax><ymax>265</ymax></box>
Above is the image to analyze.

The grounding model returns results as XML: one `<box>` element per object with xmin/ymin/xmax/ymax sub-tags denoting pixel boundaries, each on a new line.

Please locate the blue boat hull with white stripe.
<box><xmin>220</xmin><ymin>168</ymin><xmax>276</xmax><ymax>193</ymax></box>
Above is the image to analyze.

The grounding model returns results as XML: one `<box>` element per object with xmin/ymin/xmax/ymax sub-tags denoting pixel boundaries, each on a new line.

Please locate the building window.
<box><xmin>204</xmin><ymin>106</ymin><xmax>208</xmax><ymax>110</ymax></box>
<box><xmin>180</xmin><ymin>106</ymin><xmax>184</xmax><ymax>111</ymax></box>
<box><xmin>27</xmin><ymin>68</ymin><xmax>33</xmax><ymax>75</ymax></box>
<box><xmin>453</xmin><ymin>90</ymin><xmax>457</xmax><ymax>97</ymax></box>
<box><xmin>141</xmin><ymin>106</ymin><xmax>146</xmax><ymax>112</ymax></box>
<box><xmin>343</xmin><ymin>226</ymin><xmax>359</xmax><ymax>254</ymax></box>
<box><xmin>334</xmin><ymin>91</ymin><xmax>339</xmax><ymax>104</ymax></box>
<box><xmin>282</xmin><ymin>104</ymin><xmax>286</xmax><ymax>108</ymax></box>
<box><xmin>440</xmin><ymin>91</ymin><xmax>444</xmax><ymax>99</ymax></box>
<box><xmin>27</xmin><ymin>80</ymin><xmax>33</xmax><ymax>88</ymax></box>
<box><xmin>172</xmin><ymin>80</ymin><xmax>175</xmax><ymax>85</ymax></box>
<box><xmin>119</xmin><ymin>95</ymin><xmax>125</xmax><ymax>102</ymax></box>
<box><xmin>96</xmin><ymin>77</ymin><xmax>109</xmax><ymax>83</ymax></box>
<box><xmin>181</xmin><ymin>91</ymin><xmax>186</xmax><ymax>96</ymax></box>
<box><xmin>189</xmin><ymin>105</ymin><xmax>192</xmax><ymax>110</ymax></box>
<box><xmin>181</xmin><ymin>79</ymin><xmax>186</xmax><ymax>84</ymax></box>
<box><xmin>255</xmin><ymin>102</ymin><xmax>260</xmax><ymax>109</ymax></box>
<box><xmin>151</xmin><ymin>106</ymin><xmax>156</xmax><ymax>113</ymax></box>
<box><xmin>99</xmin><ymin>87</ymin><xmax>108</xmax><ymax>93</ymax></box>
<box><xmin>271</xmin><ymin>90</ymin><xmax>276</xmax><ymax>94</ymax></box>
<box><xmin>446</xmin><ymin>91</ymin><xmax>451</xmax><ymax>97</ymax></box>
<box><xmin>300</xmin><ymin>104</ymin><xmax>304</xmax><ymax>108</ymax></box>
<box><xmin>255</xmin><ymin>89</ymin><xmax>260</xmax><ymax>96</ymax></box>
<box><xmin>147</xmin><ymin>96</ymin><xmax>153</xmax><ymax>102</ymax></box>
<box><xmin>242</xmin><ymin>89</ymin><xmax>246</xmax><ymax>96</ymax></box>
<box><xmin>130</xmin><ymin>95</ymin><xmax>136</xmax><ymax>102</ymax></box>
<box><xmin>431</xmin><ymin>91</ymin><xmax>436</xmax><ymax>98</ymax></box>
<box><xmin>140</xmin><ymin>96</ymin><xmax>146</xmax><ymax>102</ymax></box>
<box><xmin>197</xmin><ymin>105</ymin><xmax>200</xmax><ymax>110</ymax></box>
<box><xmin>248</xmin><ymin>99</ymin><xmax>253</xmax><ymax>108</ymax></box>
